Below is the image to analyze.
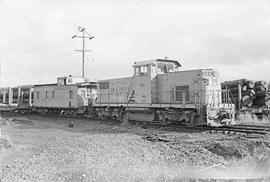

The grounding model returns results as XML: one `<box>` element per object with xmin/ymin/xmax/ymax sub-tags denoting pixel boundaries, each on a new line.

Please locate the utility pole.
<box><xmin>72</xmin><ymin>26</ymin><xmax>94</xmax><ymax>78</ymax></box>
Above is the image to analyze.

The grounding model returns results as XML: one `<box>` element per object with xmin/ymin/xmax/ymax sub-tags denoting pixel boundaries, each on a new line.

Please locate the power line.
<box><xmin>103</xmin><ymin>0</ymin><xmax>145</xmax><ymax>37</ymax></box>
<box><xmin>93</xmin><ymin>0</ymin><xmax>120</xmax><ymax>34</ymax></box>
<box><xmin>95</xmin><ymin>0</ymin><xmax>143</xmax><ymax>39</ymax></box>
<box><xmin>105</xmin><ymin>0</ymin><xmax>152</xmax><ymax>36</ymax></box>
<box><xmin>116</xmin><ymin>0</ymin><xmax>152</xmax><ymax>34</ymax></box>
<box><xmin>95</xmin><ymin>1</ymin><xmax>133</xmax><ymax>38</ymax></box>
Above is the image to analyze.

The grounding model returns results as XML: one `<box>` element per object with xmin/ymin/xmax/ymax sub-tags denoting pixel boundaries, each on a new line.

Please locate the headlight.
<box><xmin>203</xmin><ymin>79</ymin><xmax>209</xmax><ymax>86</ymax></box>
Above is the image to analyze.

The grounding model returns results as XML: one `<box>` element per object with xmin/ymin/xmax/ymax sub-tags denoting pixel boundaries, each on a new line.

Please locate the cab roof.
<box><xmin>133</xmin><ymin>59</ymin><xmax>181</xmax><ymax>67</ymax></box>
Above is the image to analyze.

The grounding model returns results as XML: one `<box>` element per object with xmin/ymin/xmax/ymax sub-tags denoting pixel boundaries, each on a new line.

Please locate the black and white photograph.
<box><xmin>0</xmin><ymin>0</ymin><xmax>270</xmax><ymax>181</ymax></box>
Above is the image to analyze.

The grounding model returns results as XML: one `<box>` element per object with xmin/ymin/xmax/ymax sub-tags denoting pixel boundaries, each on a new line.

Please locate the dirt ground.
<box><xmin>1</xmin><ymin>113</ymin><xmax>270</xmax><ymax>182</ymax></box>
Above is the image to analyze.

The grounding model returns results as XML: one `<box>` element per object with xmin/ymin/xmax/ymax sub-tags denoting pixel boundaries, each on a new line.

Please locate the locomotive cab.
<box><xmin>132</xmin><ymin>59</ymin><xmax>181</xmax><ymax>104</ymax></box>
<box><xmin>134</xmin><ymin>59</ymin><xmax>181</xmax><ymax>76</ymax></box>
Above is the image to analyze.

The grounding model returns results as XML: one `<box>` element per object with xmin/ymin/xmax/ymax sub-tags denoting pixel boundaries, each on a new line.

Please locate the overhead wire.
<box><xmin>93</xmin><ymin>0</ymin><xmax>121</xmax><ymax>36</ymax></box>
<box><xmin>84</xmin><ymin>30</ymin><xmax>95</xmax><ymax>38</ymax></box>
<box><xmin>100</xmin><ymin>0</ymin><xmax>145</xmax><ymax>37</ymax></box>
<box><xmin>95</xmin><ymin>2</ymin><xmax>135</xmax><ymax>38</ymax></box>
<box><xmin>104</xmin><ymin>0</ymin><xmax>153</xmax><ymax>37</ymax></box>
<box><xmin>95</xmin><ymin>0</ymin><xmax>145</xmax><ymax>39</ymax></box>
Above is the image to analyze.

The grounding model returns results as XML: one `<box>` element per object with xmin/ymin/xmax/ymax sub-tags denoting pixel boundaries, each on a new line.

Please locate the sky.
<box><xmin>0</xmin><ymin>0</ymin><xmax>270</xmax><ymax>87</ymax></box>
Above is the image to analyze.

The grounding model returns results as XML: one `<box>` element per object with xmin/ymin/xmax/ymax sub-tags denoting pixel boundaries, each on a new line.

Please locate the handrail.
<box><xmin>95</xmin><ymin>89</ymin><xmax>232</xmax><ymax>107</ymax></box>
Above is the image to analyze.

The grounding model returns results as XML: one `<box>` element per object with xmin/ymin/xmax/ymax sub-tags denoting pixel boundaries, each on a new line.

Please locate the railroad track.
<box><xmin>202</xmin><ymin>126</ymin><xmax>269</xmax><ymax>135</ymax></box>
<box><xmin>234</xmin><ymin>124</ymin><xmax>270</xmax><ymax>129</ymax></box>
<box><xmin>143</xmin><ymin>122</ymin><xmax>270</xmax><ymax>135</ymax></box>
<box><xmin>222</xmin><ymin>125</ymin><xmax>270</xmax><ymax>132</ymax></box>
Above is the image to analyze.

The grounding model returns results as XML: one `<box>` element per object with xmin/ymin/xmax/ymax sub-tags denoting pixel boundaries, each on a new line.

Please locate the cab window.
<box><xmin>134</xmin><ymin>66</ymin><xmax>148</xmax><ymax>76</ymax></box>
<box><xmin>140</xmin><ymin>66</ymin><xmax>148</xmax><ymax>76</ymax></box>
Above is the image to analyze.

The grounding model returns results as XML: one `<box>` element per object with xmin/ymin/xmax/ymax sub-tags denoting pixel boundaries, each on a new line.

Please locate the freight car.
<box><xmin>221</xmin><ymin>79</ymin><xmax>270</xmax><ymax>120</ymax></box>
<box><xmin>32</xmin><ymin>76</ymin><xmax>97</xmax><ymax>115</ymax></box>
<box><xmin>94</xmin><ymin>59</ymin><xmax>235</xmax><ymax>126</ymax></box>
<box><xmin>0</xmin><ymin>75</ymin><xmax>98</xmax><ymax>115</ymax></box>
<box><xmin>0</xmin><ymin>85</ymin><xmax>33</xmax><ymax>111</ymax></box>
